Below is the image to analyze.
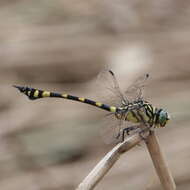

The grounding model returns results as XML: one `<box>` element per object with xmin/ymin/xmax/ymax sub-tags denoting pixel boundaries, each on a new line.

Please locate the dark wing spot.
<box><xmin>109</xmin><ymin>70</ymin><xmax>114</xmax><ymax>76</ymax></box>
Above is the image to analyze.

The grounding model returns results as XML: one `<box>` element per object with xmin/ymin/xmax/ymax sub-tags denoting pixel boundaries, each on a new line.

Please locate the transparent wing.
<box><xmin>99</xmin><ymin>112</ymin><xmax>145</xmax><ymax>144</ymax></box>
<box><xmin>124</xmin><ymin>73</ymin><xmax>149</xmax><ymax>102</ymax></box>
<box><xmin>99</xmin><ymin>113</ymin><xmax>124</xmax><ymax>144</ymax></box>
<box><xmin>96</xmin><ymin>69</ymin><xmax>128</xmax><ymax>107</ymax></box>
<box><xmin>95</xmin><ymin>71</ymin><xmax>149</xmax><ymax>144</ymax></box>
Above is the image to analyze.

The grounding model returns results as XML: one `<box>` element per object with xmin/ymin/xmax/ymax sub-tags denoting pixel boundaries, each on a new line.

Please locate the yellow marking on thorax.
<box><xmin>79</xmin><ymin>97</ymin><xmax>85</xmax><ymax>102</ymax></box>
<box><xmin>42</xmin><ymin>91</ymin><xmax>50</xmax><ymax>97</ymax></box>
<box><xmin>153</xmin><ymin>107</ymin><xmax>157</xmax><ymax>123</ymax></box>
<box><xmin>110</xmin><ymin>106</ymin><xmax>116</xmax><ymax>113</ymax></box>
<box><xmin>95</xmin><ymin>102</ymin><xmax>102</xmax><ymax>107</ymax></box>
<box><xmin>140</xmin><ymin>110</ymin><xmax>150</xmax><ymax>122</ymax></box>
<box><xmin>62</xmin><ymin>94</ymin><xmax>68</xmax><ymax>98</ymax></box>
<box><xmin>126</xmin><ymin>112</ymin><xmax>138</xmax><ymax>123</ymax></box>
<box><xmin>33</xmin><ymin>90</ymin><xmax>39</xmax><ymax>98</ymax></box>
<box><xmin>153</xmin><ymin>116</ymin><xmax>157</xmax><ymax>123</ymax></box>
<box><xmin>152</xmin><ymin>107</ymin><xmax>156</xmax><ymax>114</ymax></box>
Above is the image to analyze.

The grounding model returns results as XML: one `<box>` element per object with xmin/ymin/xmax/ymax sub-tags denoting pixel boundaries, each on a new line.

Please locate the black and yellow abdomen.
<box><xmin>13</xmin><ymin>85</ymin><xmax>118</xmax><ymax>113</ymax></box>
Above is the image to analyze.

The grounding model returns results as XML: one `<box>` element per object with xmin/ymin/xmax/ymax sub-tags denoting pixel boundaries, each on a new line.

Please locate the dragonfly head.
<box><xmin>157</xmin><ymin>109</ymin><xmax>170</xmax><ymax>127</ymax></box>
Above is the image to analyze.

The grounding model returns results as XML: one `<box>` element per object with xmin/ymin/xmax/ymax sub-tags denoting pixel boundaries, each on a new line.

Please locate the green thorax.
<box><xmin>115</xmin><ymin>101</ymin><xmax>155</xmax><ymax>125</ymax></box>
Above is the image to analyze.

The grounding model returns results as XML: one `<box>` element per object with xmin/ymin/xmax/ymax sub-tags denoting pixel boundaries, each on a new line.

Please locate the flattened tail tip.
<box><xmin>12</xmin><ymin>85</ymin><xmax>25</xmax><ymax>92</ymax></box>
<box><xmin>13</xmin><ymin>85</ymin><xmax>20</xmax><ymax>89</ymax></box>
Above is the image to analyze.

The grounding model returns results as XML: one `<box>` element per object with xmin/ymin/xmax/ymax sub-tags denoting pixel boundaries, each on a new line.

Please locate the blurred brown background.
<box><xmin>1</xmin><ymin>0</ymin><xmax>190</xmax><ymax>189</ymax></box>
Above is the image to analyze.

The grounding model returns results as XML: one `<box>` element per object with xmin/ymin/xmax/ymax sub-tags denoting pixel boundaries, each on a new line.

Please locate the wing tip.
<box><xmin>108</xmin><ymin>70</ymin><xmax>114</xmax><ymax>76</ymax></box>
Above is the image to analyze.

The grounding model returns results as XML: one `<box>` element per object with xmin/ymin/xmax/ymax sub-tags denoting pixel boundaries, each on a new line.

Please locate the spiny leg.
<box><xmin>121</xmin><ymin>125</ymin><xmax>151</xmax><ymax>142</ymax></box>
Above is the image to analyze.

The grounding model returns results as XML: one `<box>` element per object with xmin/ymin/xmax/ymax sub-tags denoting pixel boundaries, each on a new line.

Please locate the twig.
<box><xmin>76</xmin><ymin>130</ymin><xmax>176</xmax><ymax>190</ymax></box>
<box><xmin>146</xmin><ymin>131</ymin><xmax>176</xmax><ymax>190</ymax></box>
<box><xmin>76</xmin><ymin>132</ymin><xmax>146</xmax><ymax>190</ymax></box>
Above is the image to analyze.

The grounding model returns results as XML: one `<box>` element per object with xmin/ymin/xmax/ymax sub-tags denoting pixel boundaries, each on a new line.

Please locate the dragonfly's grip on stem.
<box><xmin>146</xmin><ymin>131</ymin><xmax>176</xmax><ymax>190</ymax></box>
<box><xmin>76</xmin><ymin>130</ymin><xmax>176</xmax><ymax>190</ymax></box>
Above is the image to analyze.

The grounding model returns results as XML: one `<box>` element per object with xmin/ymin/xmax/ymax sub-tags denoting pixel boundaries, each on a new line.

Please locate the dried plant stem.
<box><xmin>76</xmin><ymin>130</ymin><xmax>176</xmax><ymax>190</ymax></box>
<box><xmin>146</xmin><ymin>131</ymin><xmax>176</xmax><ymax>190</ymax></box>
<box><xmin>76</xmin><ymin>133</ymin><xmax>144</xmax><ymax>190</ymax></box>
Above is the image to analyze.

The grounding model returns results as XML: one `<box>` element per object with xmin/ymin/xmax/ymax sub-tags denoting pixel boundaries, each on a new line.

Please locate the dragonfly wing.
<box><xmin>96</xmin><ymin>69</ymin><xmax>128</xmax><ymax>107</ymax></box>
<box><xmin>99</xmin><ymin>113</ymin><xmax>124</xmax><ymax>144</ymax></box>
<box><xmin>124</xmin><ymin>73</ymin><xmax>149</xmax><ymax>102</ymax></box>
<box><xmin>99</xmin><ymin>111</ymin><xmax>143</xmax><ymax>144</ymax></box>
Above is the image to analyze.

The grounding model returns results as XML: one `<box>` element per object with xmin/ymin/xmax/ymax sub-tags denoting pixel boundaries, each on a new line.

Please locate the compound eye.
<box><xmin>159</xmin><ymin>111</ymin><xmax>166</xmax><ymax>124</ymax></box>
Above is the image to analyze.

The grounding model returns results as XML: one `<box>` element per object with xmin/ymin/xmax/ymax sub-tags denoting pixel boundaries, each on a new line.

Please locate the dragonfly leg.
<box><xmin>121</xmin><ymin>125</ymin><xmax>140</xmax><ymax>142</ymax></box>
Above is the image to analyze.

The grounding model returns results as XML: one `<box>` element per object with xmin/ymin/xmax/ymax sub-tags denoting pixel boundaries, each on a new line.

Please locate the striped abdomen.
<box><xmin>13</xmin><ymin>85</ymin><xmax>118</xmax><ymax>113</ymax></box>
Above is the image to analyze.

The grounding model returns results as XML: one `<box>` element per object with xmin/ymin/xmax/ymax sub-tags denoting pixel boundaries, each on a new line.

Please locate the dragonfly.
<box><xmin>13</xmin><ymin>70</ymin><xmax>170</xmax><ymax>143</ymax></box>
